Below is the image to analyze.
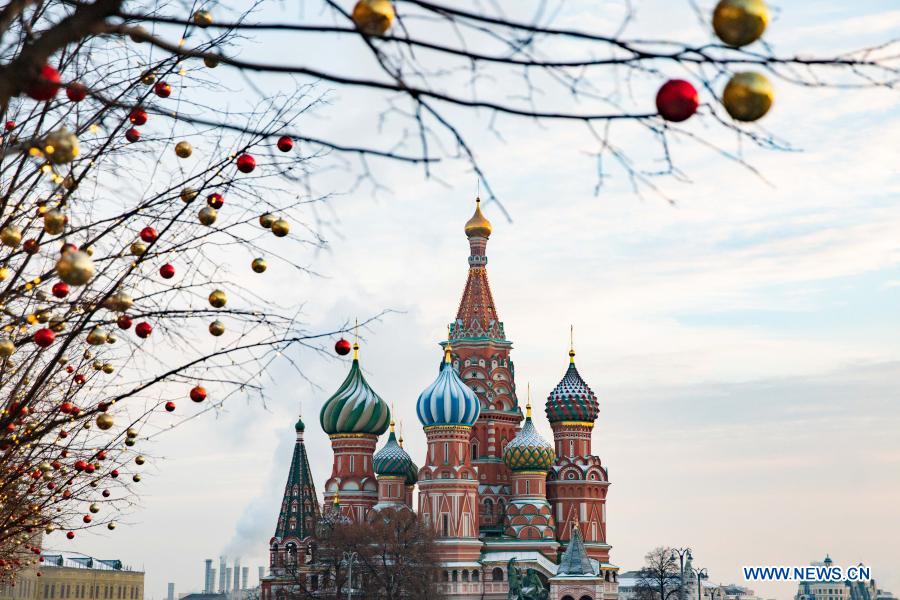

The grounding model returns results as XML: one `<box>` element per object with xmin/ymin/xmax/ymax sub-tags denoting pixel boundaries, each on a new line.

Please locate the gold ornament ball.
<box><xmin>0</xmin><ymin>266</ymin><xmax>10</xmax><ymax>280</ymax></box>
<box><xmin>56</xmin><ymin>250</ymin><xmax>95</xmax><ymax>286</ymax></box>
<box><xmin>259</xmin><ymin>213</ymin><xmax>275</xmax><ymax>228</ymax></box>
<box><xmin>352</xmin><ymin>0</ymin><xmax>395</xmax><ymax>36</ymax></box>
<box><xmin>102</xmin><ymin>363</ymin><xmax>114</xmax><ymax>374</ymax></box>
<box><xmin>107</xmin><ymin>522</ymin><xmax>116</xmax><ymax>530</ymax></box>
<box><xmin>89</xmin><ymin>503</ymin><xmax>100</xmax><ymax>514</ymax></box>
<box><xmin>130</xmin><ymin>241</ymin><xmax>147</xmax><ymax>256</ymax></box>
<box><xmin>132</xmin><ymin>474</ymin><xmax>141</xmax><ymax>483</ymax></box>
<box><xmin>251</xmin><ymin>258</ymin><xmax>267</xmax><ymax>273</ymax></box>
<box><xmin>126</xmin><ymin>427</ymin><xmax>138</xmax><ymax>438</ymax></box>
<box><xmin>0</xmin><ymin>338</ymin><xmax>14</xmax><ymax>358</ymax></box>
<box><xmin>96</xmin><ymin>413</ymin><xmax>114</xmax><ymax>431</ymax></box>
<box><xmin>180</xmin><ymin>188</ymin><xmax>199</xmax><ymax>203</ymax></box>
<box><xmin>175</xmin><ymin>141</ymin><xmax>193</xmax><ymax>158</ymax></box>
<box><xmin>87</xmin><ymin>327</ymin><xmax>108</xmax><ymax>345</ymax></box>
<box><xmin>713</xmin><ymin>0</ymin><xmax>768</xmax><ymax>48</ymax></box>
<box><xmin>135</xmin><ymin>455</ymin><xmax>145</xmax><ymax>466</ymax></box>
<box><xmin>43</xmin><ymin>210</ymin><xmax>67</xmax><ymax>235</ymax></box>
<box><xmin>722</xmin><ymin>71</ymin><xmax>773</xmax><ymax>122</ymax></box>
<box><xmin>271</xmin><ymin>219</ymin><xmax>290</xmax><ymax>237</ymax></box>
<box><xmin>192</xmin><ymin>9</ymin><xmax>213</xmax><ymax>27</ymax></box>
<box><xmin>141</xmin><ymin>71</ymin><xmax>156</xmax><ymax>85</ymax></box>
<box><xmin>44</xmin><ymin>128</ymin><xmax>80</xmax><ymax>165</ymax></box>
<box><xmin>124</xmin><ymin>438</ymin><xmax>136</xmax><ymax>447</ymax></box>
<box><xmin>50</xmin><ymin>317</ymin><xmax>66</xmax><ymax>332</ymax></box>
<box><xmin>1</xmin><ymin>226</ymin><xmax>22</xmax><ymax>247</ymax></box>
<box><xmin>208</xmin><ymin>320</ymin><xmax>225</xmax><ymax>336</ymax></box>
<box><xmin>198</xmin><ymin>206</ymin><xmax>218</xmax><ymax>226</ymax></box>
<box><xmin>104</xmin><ymin>292</ymin><xmax>134</xmax><ymax>312</ymax></box>
<box><xmin>93</xmin><ymin>360</ymin><xmax>103</xmax><ymax>371</ymax></box>
<box><xmin>208</xmin><ymin>289</ymin><xmax>227</xmax><ymax>308</ymax></box>
<box><xmin>203</xmin><ymin>55</ymin><xmax>219</xmax><ymax>69</ymax></box>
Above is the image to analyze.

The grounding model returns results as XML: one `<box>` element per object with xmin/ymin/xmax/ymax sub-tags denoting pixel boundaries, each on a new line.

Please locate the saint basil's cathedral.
<box><xmin>261</xmin><ymin>199</ymin><xmax>619</xmax><ymax>600</ymax></box>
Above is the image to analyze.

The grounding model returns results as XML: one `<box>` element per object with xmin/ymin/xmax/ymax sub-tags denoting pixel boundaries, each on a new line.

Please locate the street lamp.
<box><xmin>342</xmin><ymin>551</ymin><xmax>359</xmax><ymax>600</ymax></box>
<box><xmin>693</xmin><ymin>567</ymin><xmax>708</xmax><ymax>600</ymax></box>
<box><xmin>671</xmin><ymin>548</ymin><xmax>692</xmax><ymax>600</ymax></box>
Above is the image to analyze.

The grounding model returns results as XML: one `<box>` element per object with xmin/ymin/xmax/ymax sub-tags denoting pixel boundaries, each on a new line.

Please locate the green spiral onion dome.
<box><xmin>545</xmin><ymin>349</ymin><xmax>599</xmax><ymax>424</ymax></box>
<box><xmin>373</xmin><ymin>425</ymin><xmax>417</xmax><ymax>484</ymax></box>
<box><xmin>319</xmin><ymin>344</ymin><xmax>390</xmax><ymax>436</ymax></box>
<box><xmin>503</xmin><ymin>406</ymin><xmax>555</xmax><ymax>472</ymax></box>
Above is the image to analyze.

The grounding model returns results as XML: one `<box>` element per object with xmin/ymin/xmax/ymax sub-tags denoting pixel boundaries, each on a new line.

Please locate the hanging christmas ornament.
<box><xmin>251</xmin><ymin>258</ymin><xmax>267</xmax><ymax>273</ymax></box>
<box><xmin>86</xmin><ymin>327</ymin><xmax>108</xmax><ymax>345</ymax></box>
<box><xmin>0</xmin><ymin>226</ymin><xmax>21</xmax><ymax>247</ymax></box>
<box><xmin>180</xmin><ymin>188</ymin><xmax>198</xmax><ymax>203</ymax></box>
<box><xmin>656</xmin><ymin>79</ymin><xmax>699</xmax><ymax>122</ymax></box>
<box><xmin>135</xmin><ymin>322</ymin><xmax>152</xmax><ymax>338</ymax></box>
<box><xmin>117</xmin><ymin>315</ymin><xmax>133</xmax><ymax>330</ymax></box>
<box><xmin>713</xmin><ymin>0</ymin><xmax>768</xmax><ymax>48</ymax></box>
<box><xmin>103</xmin><ymin>292</ymin><xmax>133</xmax><ymax>312</ymax></box>
<box><xmin>96</xmin><ymin>414</ymin><xmax>114</xmax><ymax>430</ymax></box>
<box><xmin>236</xmin><ymin>153</ymin><xmax>256</xmax><ymax>173</ymax></box>
<box><xmin>102</xmin><ymin>363</ymin><xmax>114</xmax><ymax>373</ymax></box>
<box><xmin>271</xmin><ymin>219</ymin><xmax>289</xmax><ymax>237</ymax></box>
<box><xmin>5</xmin><ymin>120</ymin><xmax>15</xmax><ymax>130</ymax></box>
<box><xmin>43</xmin><ymin>209</ymin><xmax>67</xmax><ymax>234</ymax></box>
<box><xmin>190</xmin><ymin>386</ymin><xmax>207</xmax><ymax>402</ymax></box>
<box><xmin>259</xmin><ymin>213</ymin><xmax>275</xmax><ymax>228</ymax></box>
<box><xmin>44</xmin><ymin>128</ymin><xmax>80</xmax><ymax>164</ymax></box>
<box><xmin>128</xmin><ymin>108</ymin><xmax>148</xmax><ymax>126</ymax></box>
<box><xmin>208</xmin><ymin>289</ymin><xmax>227</xmax><ymax>308</ymax></box>
<box><xmin>175</xmin><ymin>141</ymin><xmax>193</xmax><ymax>158</ymax></box>
<box><xmin>164</xmin><ymin>402</ymin><xmax>176</xmax><ymax>412</ymax></box>
<box><xmin>203</xmin><ymin>55</ymin><xmax>219</xmax><ymax>69</ymax></box>
<box><xmin>130</xmin><ymin>241</ymin><xmax>146</xmax><ymax>256</ymax></box>
<box><xmin>208</xmin><ymin>320</ymin><xmax>225</xmax><ymax>336</ymax></box>
<box><xmin>140</xmin><ymin>71</ymin><xmax>156</xmax><ymax>85</ymax></box>
<box><xmin>33</xmin><ymin>329</ymin><xmax>55</xmax><ymax>348</ymax></box>
<box><xmin>159</xmin><ymin>263</ymin><xmax>175</xmax><ymax>279</ymax></box>
<box><xmin>722</xmin><ymin>71</ymin><xmax>773</xmax><ymax>122</ymax></box>
<box><xmin>56</xmin><ymin>250</ymin><xmax>94</xmax><ymax>285</ymax></box>
<box><xmin>89</xmin><ymin>503</ymin><xmax>100</xmax><ymax>514</ymax></box>
<box><xmin>139</xmin><ymin>227</ymin><xmax>158</xmax><ymax>243</ymax></box>
<box><xmin>66</xmin><ymin>83</ymin><xmax>87</xmax><ymax>103</ymax></box>
<box><xmin>66</xmin><ymin>532</ymin><xmax>75</xmax><ymax>540</ymax></box>
<box><xmin>107</xmin><ymin>522</ymin><xmax>116</xmax><ymax>530</ymax></box>
<box><xmin>206</xmin><ymin>193</ymin><xmax>224</xmax><ymax>209</ymax></box>
<box><xmin>0</xmin><ymin>338</ymin><xmax>14</xmax><ymax>358</ymax></box>
<box><xmin>352</xmin><ymin>0</ymin><xmax>395</xmax><ymax>35</ymax></box>
<box><xmin>193</xmin><ymin>10</ymin><xmax>213</xmax><ymax>27</ymax></box>
<box><xmin>198</xmin><ymin>206</ymin><xmax>217</xmax><ymax>226</ymax></box>
<box><xmin>51</xmin><ymin>282</ymin><xmax>70</xmax><ymax>298</ymax></box>
<box><xmin>133</xmin><ymin>474</ymin><xmax>141</xmax><ymax>482</ymax></box>
<box><xmin>125</xmin><ymin>128</ymin><xmax>140</xmax><ymax>143</ymax></box>
<box><xmin>277</xmin><ymin>136</ymin><xmax>294</xmax><ymax>152</ymax></box>
<box><xmin>153</xmin><ymin>81</ymin><xmax>172</xmax><ymax>98</ymax></box>
<box><xmin>27</xmin><ymin>65</ymin><xmax>61</xmax><ymax>101</ymax></box>
<box><xmin>334</xmin><ymin>338</ymin><xmax>352</xmax><ymax>356</ymax></box>
<box><xmin>23</xmin><ymin>238</ymin><xmax>39</xmax><ymax>254</ymax></box>
<box><xmin>126</xmin><ymin>428</ymin><xmax>138</xmax><ymax>438</ymax></box>
<box><xmin>135</xmin><ymin>455</ymin><xmax>146</xmax><ymax>465</ymax></box>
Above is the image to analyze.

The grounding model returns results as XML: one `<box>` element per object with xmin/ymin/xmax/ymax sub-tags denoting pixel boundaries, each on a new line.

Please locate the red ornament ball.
<box><xmin>159</xmin><ymin>263</ymin><xmax>175</xmax><ymax>279</ymax></box>
<box><xmin>277</xmin><ymin>136</ymin><xmax>294</xmax><ymax>152</ymax></box>
<box><xmin>66</xmin><ymin>83</ymin><xmax>87</xmax><ymax>103</ymax></box>
<box><xmin>139</xmin><ymin>226</ymin><xmax>158</xmax><ymax>243</ymax></box>
<box><xmin>66</xmin><ymin>532</ymin><xmax>75</xmax><ymax>540</ymax></box>
<box><xmin>190</xmin><ymin>386</ymin><xmax>207</xmax><ymax>403</ymax></box>
<box><xmin>655</xmin><ymin>79</ymin><xmax>699</xmax><ymax>123</ymax></box>
<box><xmin>74</xmin><ymin>374</ymin><xmax>86</xmax><ymax>385</ymax></box>
<box><xmin>206</xmin><ymin>193</ymin><xmax>224</xmax><ymax>209</ymax></box>
<box><xmin>236</xmin><ymin>153</ymin><xmax>256</xmax><ymax>173</ymax></box>
<box><xmin>117</xmin><ymin>314</ymin><xmax>133</xmax><ymax>330</ymax></box>
<box><xmin>60</xmin><ymin>402</ymin><xmax>74</xmax><ymax>414</ymax></box>
<box><xmin>128</xmin><ymin>107</ymin><xmax>148</xmax><ymax>126</ymax></box>
<box><xmin>135</xmin><ymin>322</ymin><xmax>153</xmax><ymax>338</ymax></box>
<box><xmin>60</xmin><ymin>242</ymin><xmax>77</xmax><ymax>254</ymax></box>
<box><xmin>5</xmin><ymin>121</ymin><xmax>14</xmax><ymax>130</ymax></box>
<box><xmin>102</xmin><ymin>489</ymin><xmax>110</xmax><ymax>498</ymax></box>
<box><xmin>23</xmin><ymin>239</ymin><xmax>39</xmax><ymax>254</ymax></box>
<box><xmin>82</xmin><ymin>515</ymin><xmax>91</xmax><ymax>524</ymax></box>
<box><xmin>52</xmin><ymin>282</ymin><xmax>70</xmax><ymax>298</ymax></box>
<box><xmin>33</xmin><ymin>328</ymin><xmax>55</xmax><ymax>348</ymax></box>
<box><xmin>84</xmin><ymin>463</ymin><xmax>95</xmax><ymax>474</ymax></box>
<box><xmin>164</xmin><ymin>401</ymin><xmax>176</xmax><ymax>412</ymax></box>
<box><xmin>334</xmin><ymin>338</ymin><xmax>352</xmax><ymax>356</ymax></box>
<box><xmin>125</xmin><ymin>128</ymin><xmax>140</xmax><ymax>143</ymax></box>
<box><xmin>153</xmin><ymin>81</ymin><xmax>172</xmax><ymax>98</ymax></box>
<box><xmin>110</xmin><ymin>469</ymin><xmax>119</xmax><ymax>478</ymax></box>
<box><xmin>27</xmin><ymin>65</ymin><xmax>61</xmax><ymax>101</ymax></box>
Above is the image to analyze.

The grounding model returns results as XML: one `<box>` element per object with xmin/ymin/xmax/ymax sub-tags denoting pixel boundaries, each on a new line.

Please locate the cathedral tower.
<box><xmin>416</xmin><ymin>341</ymin><xmax>483</xmax><ymax>563</ymax></box>
<box><xmin>447</xmin><ymin>198</ymin><xmax>522</xmax><ymax>533</ymax></box>
<box><xmin>319</xmin><ymin>342</ymin><xmax>391</xmax><ymax>522</ymax></box>
<box><xmin>372</xmin><ymin>419</ymin><xmax>417</xmax><ymax>511</ymax></box>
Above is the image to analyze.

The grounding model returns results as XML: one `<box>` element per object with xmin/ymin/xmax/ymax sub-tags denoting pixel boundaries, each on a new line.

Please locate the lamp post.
<box><xmin>694</xmin><ymin>567</ymin><xmax>708</xmax><ymax>600</ymax></box>
<box><xmin>671</xmin><ymin>548</ymin><xmax>692</xmax><ymax>600</ymax></box>
<box><xmin>342</xmin><ymin>551</ymin><xmax>359</xmax><ymax>600</ymax></box>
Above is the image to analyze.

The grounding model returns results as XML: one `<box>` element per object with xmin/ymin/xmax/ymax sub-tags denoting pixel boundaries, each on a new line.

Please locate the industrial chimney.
<box><xmin>240</xmin><ymin>567</ymin><xmax>248</xmax><ymax>591</ymax></box>
<box><xmin>257</xmin><ymin>566</ymin><xmax>264</xmax><ymax>584</ymax></box>
<box><xmin>232</xmin><ymin>558</ymin><xmax>240</xmax><ymax>594</ymax></box>
<box><xmin>204</xmin><ymin>559</ymin><xmax>213</xmax><ymax>593</ymax></box>
<box><xmin>218</xmin><ymin>557</ymin><xmax>227</xmax><ymax>593</ymax></box>
<box><xmin>225</xmin><ymin>568</ymin><xmax>232</xmax><ymax>594</ymax></box>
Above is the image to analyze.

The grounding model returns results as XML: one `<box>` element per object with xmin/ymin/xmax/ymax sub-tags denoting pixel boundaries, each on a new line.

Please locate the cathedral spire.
<box><xmin>273</xmin><ymin>413</ymin><xmax>320</xmax><ymax>541</ymax></box>
<box><xmin>454</xmin><ymin>197</ymin><xmax>504</xmax><ymax>341</ymax></box>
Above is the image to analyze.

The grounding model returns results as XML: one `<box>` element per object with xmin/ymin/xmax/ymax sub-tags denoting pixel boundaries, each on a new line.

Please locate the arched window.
<box><xmin>462</xmin><ymin>571</ymin><xmax>469</xmax><ymax>582</ymax></box>
<box><xmin>471</xmin><ymin>441</ymin><xmax>478</xmax><ymax>461</ymax></box>
<box><xmin>451</xmin><ymin>571</ymin><xmax>458</xmax><ymax>582</ymax></box>
<box><xmin>472</xmin><ymin>571</ymin><xmax>479</xmax><ymax>581</ymax></box>
<box><xmin>491</xmin><ymin>568</ymin><xmax>504</xmax><ymax>581</ymax></box>
<box><xmin>561</xmin><ymin>596</ymin><xmax>575</xmax><ymax>600</ymax></box>
<box><xmin>484</xmin><ymin>498</ymin><xmax>494</xmax><ymax>518</ymax></box>
<box><xmin>579</xmin><ymin>596</ymin><xmax>594</xmax><ymax>600</ymax></box>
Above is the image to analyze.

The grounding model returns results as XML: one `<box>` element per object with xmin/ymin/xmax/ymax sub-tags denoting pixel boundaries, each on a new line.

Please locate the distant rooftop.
<box><xmin>40</xmin><ymin>550</ymin><xmax>141</xmax><ymax>573</ymax></box>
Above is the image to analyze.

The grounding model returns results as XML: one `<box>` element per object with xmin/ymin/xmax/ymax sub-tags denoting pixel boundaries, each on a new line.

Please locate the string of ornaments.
<box><xmin>656</xmin><ymin>0</ymin><xmax>772</xmax><ymax>123</ymax></box>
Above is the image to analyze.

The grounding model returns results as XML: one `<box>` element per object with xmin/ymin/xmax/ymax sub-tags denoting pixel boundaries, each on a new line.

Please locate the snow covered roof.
<box><xmin>40</xmin><ymin>550</ymin><xmax>140</xmax><ymax>572</ymax></box>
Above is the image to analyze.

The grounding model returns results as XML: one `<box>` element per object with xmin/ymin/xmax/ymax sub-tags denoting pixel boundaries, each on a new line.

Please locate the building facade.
<box><xmin>0</xmin><ymin>552</ymin><xmax>143</xmax><ymax>600</ymax></box>
<box><xmin>262</xmin><ymin>198</ymin><xmax>618</xmax><ymax>600</ymax></box>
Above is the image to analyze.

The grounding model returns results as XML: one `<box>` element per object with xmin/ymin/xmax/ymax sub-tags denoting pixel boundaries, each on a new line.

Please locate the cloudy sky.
<box><xmin>63</xmin><ymin>2</ymin><xmax>900</xmax><ymax>599</ymax></box>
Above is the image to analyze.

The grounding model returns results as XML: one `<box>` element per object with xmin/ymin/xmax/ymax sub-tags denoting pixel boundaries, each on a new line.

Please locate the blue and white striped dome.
<box><xmin>416</xmin><ymin>347</ymin><xmax>480</xmax><ymax>428</ymax></box>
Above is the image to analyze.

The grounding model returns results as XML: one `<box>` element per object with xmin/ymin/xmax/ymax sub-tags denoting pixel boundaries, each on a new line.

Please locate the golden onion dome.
<box><xmin>464</xmin><ymin>197</ymin><xmax>492</xmax><ymax>238</ymax></box>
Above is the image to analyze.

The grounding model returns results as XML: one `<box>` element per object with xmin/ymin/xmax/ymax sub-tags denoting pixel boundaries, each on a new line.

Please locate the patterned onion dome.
<box><xmin>545</xmin><ymin>349</ymin><xmax>599</xmax><ymax>423</ymax></box>
<box><xmin>464</xmin><ymin>197</ymin><xmax>492</xmax><ymax>238</ymax></box>
<box><xmin>319</xmin><ymin>344</ymin><xmax>390</xmax><ymax>435</ymax></box>
<box><xmin>373</xmin><ymin>426</ymin><xmax>416</xmax><ymax>483</ymax></box>
<box><xmin>417</xmin><ymin>345</ymin><xmax>480</xmax><ymax>428</ymax></box>
<box><xmin>503</xmin><ymin>406</ymin><xmax>555</xmax><ymax>472</ymax></box>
